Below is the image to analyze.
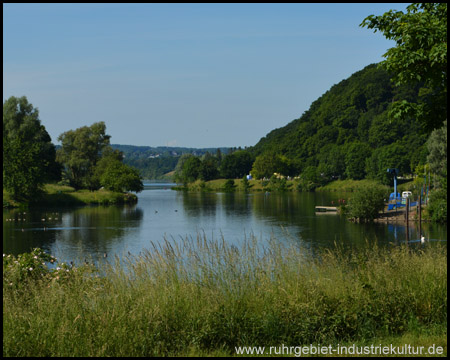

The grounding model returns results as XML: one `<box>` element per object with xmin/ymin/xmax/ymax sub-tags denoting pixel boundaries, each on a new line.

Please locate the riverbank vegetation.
<box><xmin>3</xmin><ymin>236</ymin><xmax>447</xmax><ymax>357</ymax></box>
<box><xmin>3</xmin><ymin>184</ymin><xmax>137</xmax><ymax>208</ymax></box>
<box><xmin>3</xmin><ymin>97</ymin><xmax>143</xmax><ymax>207</ymax></box>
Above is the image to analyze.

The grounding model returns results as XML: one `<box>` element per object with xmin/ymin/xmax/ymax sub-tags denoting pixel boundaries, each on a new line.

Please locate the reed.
<box><xmin>3</xmin><ymin>234</ymin><xmax>447</xmax><ymax>357</ymax></box>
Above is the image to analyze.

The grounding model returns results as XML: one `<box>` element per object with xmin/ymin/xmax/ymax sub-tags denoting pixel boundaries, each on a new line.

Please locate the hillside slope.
<box><xmin>249</xmin><ymin>63</ymin><xmax>428</xmax><ymax>183</ymax></box>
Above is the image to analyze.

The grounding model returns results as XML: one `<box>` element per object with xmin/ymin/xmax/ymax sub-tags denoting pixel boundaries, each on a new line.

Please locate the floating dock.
<box><xmin>315</xmin><ymin>206</ymin><xmax>338</xmax><ymax>213</ymax></box>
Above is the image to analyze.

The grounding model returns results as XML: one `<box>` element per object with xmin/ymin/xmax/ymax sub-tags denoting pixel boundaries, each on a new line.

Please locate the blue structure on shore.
<box><xmin>387</xmin><ymin>168</ymin><xmax>401</xmax><ymax>201</ymax></box>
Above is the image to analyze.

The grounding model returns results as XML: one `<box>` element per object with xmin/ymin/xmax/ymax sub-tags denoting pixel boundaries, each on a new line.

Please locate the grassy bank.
<box><xmin>174</xmin><ymin>178</ymin><xmax>398</xmax><ymax>194</ymax></box>
<box><xmin>316</xmin><ymin>179</ymin><xmax>389</xmax><ymax>193</ymax></box>
<box><xmin>174</xmin><ymin>178</ymin><xmax>298</xmax><ymax>192</ymax></box>
<box><xmin>3</xmin><ymin>184</ymin><xmax>137</xmax><ymax>208</ymax></box>
<box><xmin>3</xmin><ymin>235</ymin><xmax>447</xmax><ymax>357</ymax></box>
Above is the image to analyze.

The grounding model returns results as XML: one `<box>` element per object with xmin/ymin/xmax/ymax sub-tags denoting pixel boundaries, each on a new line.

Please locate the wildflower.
<box><xmin>34</xmin><ymin>256</ymin><xmax>38</xmax><ymax>259</ymax></box>
<box><xmin>29</xmin><ymin>267</ymin><xmax>33</xmax><ymax>271</ymax></box>
<box><xmin>56</xmin><ymin>267</ymin><xmax>61</xmax><ymax>270</ymax></box>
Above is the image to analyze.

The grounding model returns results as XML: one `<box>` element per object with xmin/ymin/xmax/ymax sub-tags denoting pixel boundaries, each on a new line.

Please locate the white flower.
<box><xmin>34</xmin><ymin>256</ymin><xmax>38</xmax><ymax>259</ymax></box>
<box><xmin>29</xmin><ymin>267</ymin><xmax>33</xmax><ymax>271</ymax></box>
<box><xmin>56</xmin><ymin>267</ymin><xmax>61</xmax><ymax>270</ymax></box>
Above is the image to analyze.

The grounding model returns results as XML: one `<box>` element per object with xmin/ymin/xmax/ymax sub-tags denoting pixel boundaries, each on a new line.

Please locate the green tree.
<box><xmin>99</xmin><ymin>160</ymin><xmax>143</xmax><ymax>193</ymax></box>
<box><xmin>297</xmin><ymin>166</ymin><xmax>319</xmax><ymax>192</ymax></box>
<box><xmin>344</xmin><ymin>142</ymin><xmax>372</xmax><ymax>180</ymax></box>
<box><xmin>57</xmin><ymin>122</ymin><xmax>111</xmax><ymax>189</ymax></box>
<box><xmin>3</xmin><ymin>96</ymin><xmax>61</xmax><ymax>200</ymax></box>
<box><xmin>361</xmin><ymin>3</ymin><xmax>447</xmax><ymax>132</ymax></box>
<box><xmin>347</xmin><ymin>185</ymin><xmax>387</xmax><ymax>222</ymax></box>
<box><xmin>241</xmin><ymin>175</ymin><xmax>252</xmax><ymax>192</ymax></box>
<box><xmin>92</xmin><ymin>146</ymin><xmax>143</xmax><ymax>192</ymax></box>
<box><xmin>175</xmin><ymin>156</ymin><xmax>202</xmax><ymax>184</ymax></box>
<box><xmin>426</xmin><ymin>187</ymin><xmax>447</xmax><ymax>223</ymax></box>
<box><xmin>199</xmin><ymin>153</ymin><xmax>219</xmax><ymax>181</ymax></box>
<box><xmin>426</xmin><ymin>120</ymin><xmax>447</xmax><ymax>179</ymax></box>
<box><xmin>317</xmin><ymin>144</ymin><xmax>345</xmax><ymax>182</ymax></box>
<box><xmin>174</xmin><ymin>154</ymin><xmax>194</xmax><ymax>183</ymax></box>
<box><xmin>251</xmin><ymin>152</ymin><xmax>290</xmax><ymax>180</ymax></box>
<box><xmin>425</xmin><ymin>120</ymin><xmax>447</xmax><ymax>223</ymax></box>
<box><xmin>365</xmin><ymin>142</ymin><xmax>410</xmax><ymax>184</ymax></box>
<box><xmin>93</xmin><ymin>147</ymin><xmax>124</xmax><ymax>183</ymax></box>
<box><xmin>220</xmin><ymin>150</ymin><xmax>254</xmax><ymax>179</ymax></box>
<box><xmin>222</xmin><ymin>179</ymin><xmax>237</xmax><ymax>192</ymax></box>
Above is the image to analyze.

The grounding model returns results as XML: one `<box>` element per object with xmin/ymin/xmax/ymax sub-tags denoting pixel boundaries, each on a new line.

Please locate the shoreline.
<box><xmin>3</xmin><ymin>184</ymin><xmax>138</xmax><ymax>209</ymax></box>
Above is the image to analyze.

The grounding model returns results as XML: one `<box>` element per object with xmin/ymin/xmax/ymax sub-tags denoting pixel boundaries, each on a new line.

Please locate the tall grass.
<box><xmin>3</xmin><ymin>234</ymin><xmax>447</xmax><ymax>357</ymax></box>
<box><xmin>316</xmin><ymin>179</ymin><xmax>389</xmax><ymax>192</ymax></box>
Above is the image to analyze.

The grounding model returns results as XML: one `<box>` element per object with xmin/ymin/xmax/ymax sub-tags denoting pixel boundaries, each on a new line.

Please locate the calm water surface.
<box><xmin>3</xmin><ymin>183</ymin><xmax>447</xmax><ymax>264</ymax></box>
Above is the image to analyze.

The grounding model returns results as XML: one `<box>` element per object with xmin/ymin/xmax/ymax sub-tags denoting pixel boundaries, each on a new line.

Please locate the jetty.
<box><xmin>315</xmin><ymin>206</ymin><xmax>338</xmax><ymax>213</ymax></box>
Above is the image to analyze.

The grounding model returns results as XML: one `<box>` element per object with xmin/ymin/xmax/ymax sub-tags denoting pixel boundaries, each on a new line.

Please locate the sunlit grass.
<box><xmin>316</xmin><ymin>179</ymin><xmax>389</xmax><ymax>192</ymax></box>
<box><xmin>3</xmin><ymin>234</ymin><xmax>447</xmax><ymax>357</ymax></box>
<box><xmin>3</xmin><ymin>183</ymin><xmax>137</xmax><ymax>207</ymax></box>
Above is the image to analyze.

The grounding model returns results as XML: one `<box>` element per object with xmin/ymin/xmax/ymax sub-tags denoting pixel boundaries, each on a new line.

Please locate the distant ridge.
<box><xmin>111</xmin><ymin>144</ymin><xmax>233</xmax><ymax>180</ymax></box>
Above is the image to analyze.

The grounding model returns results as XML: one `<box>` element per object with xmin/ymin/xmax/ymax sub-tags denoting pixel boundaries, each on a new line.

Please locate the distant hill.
<box><xmin>111</xmin><ymin>144</ymin><xmax>232</xmax><ymax>180</ymax></box>
<box><xmin>247</xmin><ymin>63</ymin><xmax>428</xmax><ymax>184</ymax></box>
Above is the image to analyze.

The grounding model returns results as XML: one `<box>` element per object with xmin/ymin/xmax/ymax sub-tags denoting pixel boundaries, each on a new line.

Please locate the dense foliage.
<box><xmin>345</xmin><ymin>185</ymin><xmax>388</xmax><ymax>222</ymax></box>
<box><xmin>248</xmin><ymin>64</ymin><xmax>427</xmax><ymax>185</ymax></box>
<box><xmin>3</xmin><ymin>96</ymin><xmax>61</xmax><ymax>200</ymax></box>
<box><xmin>94</xmin><ymin>148</ymin><xmax>144</xmax><ymax>193</ymax></box>
<box><xmin>56</xmin><ymin>122</ymin><xmax>111</xmax><ymax>190</ymax></box>
<box><xmin>361</xmin><ymin>3</ymin><xmax>447</xmax><ymax>133</ymax></box>
<box><xmin>57</xmin><ymin>123</ymin><xmax>143</xmax><ymax>193</ymax></box>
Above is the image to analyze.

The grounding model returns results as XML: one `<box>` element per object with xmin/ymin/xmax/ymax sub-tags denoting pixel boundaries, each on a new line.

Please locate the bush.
<box><xmin>222</xmin><ymin>179</ymin><xmax>237</xmax><ymax>192</ymax></box>
<box><xmin>265</xmin><ymin>176</ymin><xmax>291</xmax><ymax>192</ymax></box>
<box><xmin>347</xmin><ymin>185</ymin><xmax>387</xmax><ymax>222</ymax></box>
<box><xmin>241</xmin><ymin>176</ymin><xmax>253</xmax><ymax>192</ymax></box>
<box><xmin>3</xmin><ymin>248</ymin><xmax>92</xmax><ymax>290</ymax></box>
<box><xmin>427</xmin><ymin>188</ymin><xmax>447</xmax><ymax>223</ymax></box>
<box><xmin>100</xmin><ymin>161</ymin><xmax>143</xmax><ymax>193</ymax></box>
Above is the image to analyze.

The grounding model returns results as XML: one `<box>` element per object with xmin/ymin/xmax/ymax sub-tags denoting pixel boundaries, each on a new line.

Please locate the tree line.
<box><xmin>3</xmin><ymin>97</ymin><xmax>143</xmax><ymax>202</ymax></box>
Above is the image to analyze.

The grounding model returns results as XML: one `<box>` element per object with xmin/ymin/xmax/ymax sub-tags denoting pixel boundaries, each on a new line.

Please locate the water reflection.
<box><xmin>3</xmin><ymin>205</ymin><xmax>143</xmax><ymax>262</ymax></box>
<box><xmin>3</xmin><ymin>188</ymin><xmax>446</xmax><ymax>265</ymax></box>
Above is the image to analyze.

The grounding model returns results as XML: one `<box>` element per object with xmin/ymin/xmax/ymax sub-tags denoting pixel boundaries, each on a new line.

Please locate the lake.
<box><xmin>3</xmin><ymin>183</ymin><xmax>447</xmax><ymax>264</ymax></box>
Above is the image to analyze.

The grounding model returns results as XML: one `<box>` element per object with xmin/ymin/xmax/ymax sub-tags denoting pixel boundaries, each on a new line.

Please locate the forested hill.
<box><xmin>248</xmin><ymin>63</ymin><xmax>428</xmax><ymax>183</ymax></box>
<box><xmin>111</xmin><ymin>144</ymin><xmax>231</xmax><ymax>179</ymax></box>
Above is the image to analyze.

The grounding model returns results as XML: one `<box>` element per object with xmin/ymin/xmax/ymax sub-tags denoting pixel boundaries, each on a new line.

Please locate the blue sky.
<box><xmin>3</xmin><ymin>3</ymin><xmax>408</xmax><ymax>148</ymax></box>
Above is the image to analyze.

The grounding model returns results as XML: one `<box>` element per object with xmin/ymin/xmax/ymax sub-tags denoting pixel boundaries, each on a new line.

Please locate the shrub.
<box><xmin>222</xmin><ymin>179</ymin><xmax>237</xmax><ymax>192</ymax></box>
<box><xmin>346</xmin><ymin>184</ymin><xmax>387</xmax><ymax>221</ymax></box>
<box><xmin>100</xmin><ymin>160</ymin><xmax>143</xmax><ymax>193</ymax></box>
<box><xmin>3</xmin><ymin>248</ymin><xmax>91</xmax><ymax>290</ymax></box>
<box><xmin>427</xmin><ymin>188</ymin><xmax>447</xmax><ymax>223</ymax></box>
